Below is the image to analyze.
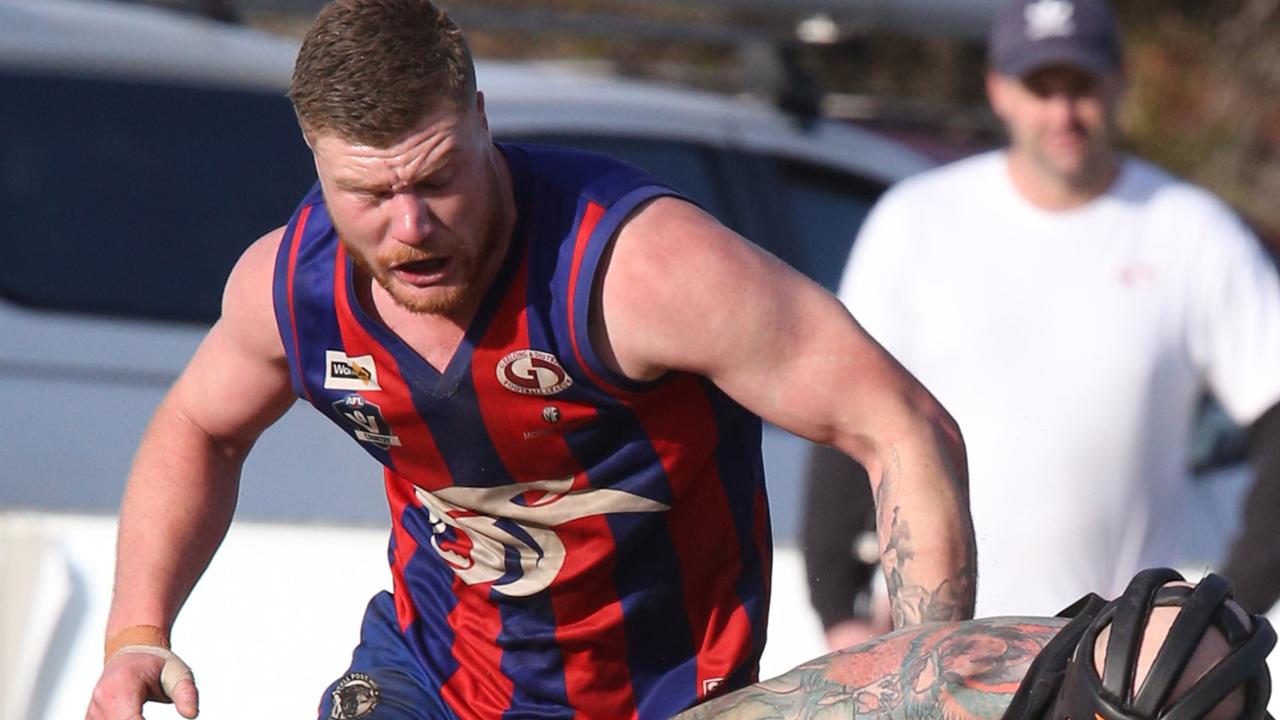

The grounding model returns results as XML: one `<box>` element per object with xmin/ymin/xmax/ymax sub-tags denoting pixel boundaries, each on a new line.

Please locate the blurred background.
<box><xmin>1</xmin><ymin>1</ymin><xmax>1277</xmax><ymax>718</ymax></box>
<box><xmin>164</xmin><ymin>0</ymin><xmax>1280</xmax><ymax>245</ymax></box>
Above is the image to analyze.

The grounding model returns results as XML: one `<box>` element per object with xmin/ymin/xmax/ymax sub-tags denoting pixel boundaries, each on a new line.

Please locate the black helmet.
<box><xmin>1004</xmin><ymin>568</ymin><xmax>1276</xmax><ymax>720</ymax></box>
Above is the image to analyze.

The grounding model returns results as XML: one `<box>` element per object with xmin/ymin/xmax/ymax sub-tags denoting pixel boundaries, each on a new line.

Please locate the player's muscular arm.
<box><xmin>108</xmin><ymin>226</ymin><xmax>294</xmax><ymax>635</ymax></box>
<box><xmin>674</xmin><ymin>618</ymin><xmax>1067</xmax><ymax>720</ymax></box>
<box><xmin>88</xmin><ymin>228</ymin><xmax>296</xmax><ymax>720</ymax></box>
<box><xmin>596</xmin><ymin>198</ymin><xmax>975</xmax><ymax>625</ymax></box>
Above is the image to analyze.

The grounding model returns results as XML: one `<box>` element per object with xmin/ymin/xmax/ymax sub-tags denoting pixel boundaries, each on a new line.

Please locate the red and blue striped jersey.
<box><xmin>272</xmin><ymin>144</ymin><xmax>772</xmax><ymax>719</ymax></box>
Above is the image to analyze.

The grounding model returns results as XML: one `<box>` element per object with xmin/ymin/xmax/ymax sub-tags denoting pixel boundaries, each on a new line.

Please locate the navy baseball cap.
<box><xmin>988</xmin><ymin>0</ymin><xmax>1123</xmax><ymax>78</ymax></box>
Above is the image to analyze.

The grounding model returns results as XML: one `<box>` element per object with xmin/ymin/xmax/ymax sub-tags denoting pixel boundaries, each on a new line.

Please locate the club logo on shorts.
<box><xmin>332</xmin><ymin>395</ymin><xmax>402</xmax><ymax>449</ymax></box>
<box><xmin>496</xmin><ymin>350</ymin><xmax>572</xmax><ymax>396</ymax></box>
<box><xmin>330</xmin><ymin>672</ymin><xmax>380</xmax><ymax>719</ymax></box>
<box><xmin>324</xmin><ymin>350</ymin><xmax>381</xmax><ymax>391</ymax></box>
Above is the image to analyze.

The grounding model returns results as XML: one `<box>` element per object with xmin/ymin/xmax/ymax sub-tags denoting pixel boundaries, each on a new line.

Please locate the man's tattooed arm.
<box><xmin>674</xmin><ymin>617</ymin><xmax>1068</xmax><ymax>720</ymax></box>
<box><xmin>876</xmin><ymin>445</ymin><xmax>977</xmax><ymax>626</ymax></box>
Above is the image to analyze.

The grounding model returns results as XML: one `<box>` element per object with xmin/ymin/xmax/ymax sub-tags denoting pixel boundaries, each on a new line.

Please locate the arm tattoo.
<box><xmin>674</xmin><ymin>617</ymin><xmax>1068</xmax><ymax>720</ymax></box>
<box><xmin>876</xmin><ymin>446</ymin><xmax>975</xmax><ymax>626</ymax></box>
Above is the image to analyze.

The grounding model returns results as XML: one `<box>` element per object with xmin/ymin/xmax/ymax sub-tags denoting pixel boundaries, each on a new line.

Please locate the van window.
<box><xmin>0</xmin><ymin>71</ymin><xmax>315</xmax><ymax>324</ymax></box>
<box><xmin>771</xmin><ymin>160</ymin><xmax>883</xmax><ymax>292</ymax></box>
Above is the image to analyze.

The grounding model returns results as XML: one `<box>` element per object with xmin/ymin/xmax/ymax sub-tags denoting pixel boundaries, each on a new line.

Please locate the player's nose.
<box><xmin>389</xmin><ymin>190</ymin><xmax>433</xmax><ymax>244</ymax></box>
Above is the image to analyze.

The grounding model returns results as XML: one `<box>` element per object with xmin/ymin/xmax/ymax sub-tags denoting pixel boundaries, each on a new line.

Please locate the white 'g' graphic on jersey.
<box><xmin>414</xmin><ymin>478</ymin><xmax>669</xmax><ymax>597</ymax></box>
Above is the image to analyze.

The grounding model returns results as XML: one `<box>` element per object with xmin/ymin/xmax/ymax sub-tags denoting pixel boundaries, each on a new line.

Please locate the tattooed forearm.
<box><xmin>673</xmin><ymin>617</ymin><xmax>1069</xmax><ymax>720</ymax></box>
<box><xmin>882</xmin><ymin>507</ymin><xmax>975</xmax><ymax>627</ymax></box>
<box><xmin>876</xmin><ymin>446</ymin><xmax>976</xmax><ymax>626</ymax></box>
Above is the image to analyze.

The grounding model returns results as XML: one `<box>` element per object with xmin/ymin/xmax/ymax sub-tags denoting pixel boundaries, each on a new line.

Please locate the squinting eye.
<box><xmin>416</xmin><ymin>176</ymin><xmax>447</xmax><ymax>192</ymax></box>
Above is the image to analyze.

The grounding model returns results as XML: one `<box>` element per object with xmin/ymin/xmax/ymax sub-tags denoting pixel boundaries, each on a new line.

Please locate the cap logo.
<box><xmin>1025</xmin><ymin>0</ymin><xmax>1075</xmax><ymax>40</ymax></box>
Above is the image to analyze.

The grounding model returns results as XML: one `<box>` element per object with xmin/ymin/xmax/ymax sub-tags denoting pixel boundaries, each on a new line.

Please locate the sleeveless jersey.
<box><xmin>272</xmin><ymin>143</ymin><xmax>772</xmax><ymax>719</ymax></box>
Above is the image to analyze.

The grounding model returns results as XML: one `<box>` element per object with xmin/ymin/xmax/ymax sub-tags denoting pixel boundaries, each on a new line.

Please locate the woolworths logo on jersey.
<box><xmin>415</xmin><ymin>478</ymin><xmax>668</xmax><ymax>596</ymax></box>
<box><xmin>324</xmin><ymin>350</ymin><xmax>381</xmax><ymax>391</ymax></box>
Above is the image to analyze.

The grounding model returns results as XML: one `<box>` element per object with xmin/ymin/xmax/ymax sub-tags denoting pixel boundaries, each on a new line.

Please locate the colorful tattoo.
<box><xmin>674</xmin><ymin>617</ymin><xmax>1068</xmax><ymax>720</ymax></box>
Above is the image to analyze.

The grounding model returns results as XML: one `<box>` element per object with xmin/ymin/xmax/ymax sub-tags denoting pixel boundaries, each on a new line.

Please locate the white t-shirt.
<box><xmin>840</xmin><ymin>150</ymin><xmax>1280</xmax><ymax>617</ymax></box>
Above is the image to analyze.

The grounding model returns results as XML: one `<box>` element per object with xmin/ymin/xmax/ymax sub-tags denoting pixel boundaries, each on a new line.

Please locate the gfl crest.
<box><xmin>496</xmin><ymin>349</ymin><xmax>572</xmax><ymax>396</ymax></box>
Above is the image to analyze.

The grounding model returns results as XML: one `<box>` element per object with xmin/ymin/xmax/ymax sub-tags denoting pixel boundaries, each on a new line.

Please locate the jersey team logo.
<box><xmin>496</xmin><ymin>350</ymin><xmax>572</xmax><ymax>396</ymax></box>
<box><xmin>415</xmin><ymin>477</ymin><xmax>668</xmax><ymax>597</ymax></box>
<box><xmin>332</xmin><ymin>395</ymin><xmax>401</xmax><ymax>449</ymax></box>
<box><xmin>324</xmin><ymin>350</ymin><xmax>381</xmax><ymax>391</ymax></box>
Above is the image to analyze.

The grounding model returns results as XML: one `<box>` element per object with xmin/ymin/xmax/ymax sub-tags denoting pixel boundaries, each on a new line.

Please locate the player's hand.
<box><xmin>86</xmin><ymin>646</ymin><xmax>199</xmax><ymax>720</ymax></box>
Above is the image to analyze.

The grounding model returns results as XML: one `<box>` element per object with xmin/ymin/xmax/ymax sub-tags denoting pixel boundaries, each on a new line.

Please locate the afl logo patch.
<box><xmin>497</xmin><ymin>350</ymin><xmax>572</xmax><ymax>396</ymax></box>
<box><xmin>330</xmin><ymin>672</ymin><xmax>380</xmax><ymax>719</ymax></box>
<box><xmin>332</xmin><ymin>395</ymin><xmax>402</xmax><ymax>449</ymax></box>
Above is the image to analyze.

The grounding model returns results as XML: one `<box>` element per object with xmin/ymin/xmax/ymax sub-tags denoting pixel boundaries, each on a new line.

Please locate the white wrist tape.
<box><xmin>111</xmin><ymin>644</ymin><xmax>195</xmax><ymax>698</ymax></box>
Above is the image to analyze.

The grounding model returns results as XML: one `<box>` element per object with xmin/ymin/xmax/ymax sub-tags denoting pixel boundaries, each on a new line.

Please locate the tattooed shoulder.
<box><xmin>674</xmin><ymin>617</ymin><xmax>1069</xmax><ymax>720</ymax></box>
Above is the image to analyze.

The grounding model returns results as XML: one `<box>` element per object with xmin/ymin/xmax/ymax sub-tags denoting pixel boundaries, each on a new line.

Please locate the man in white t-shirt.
<box><xmin>804</xmin><ymin>0</ymin><xmax>1280</xmax><ymax>644</ymax></box>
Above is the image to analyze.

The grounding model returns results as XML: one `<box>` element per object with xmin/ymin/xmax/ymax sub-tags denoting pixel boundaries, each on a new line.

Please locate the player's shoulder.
<box><xmin>240</xmin><ymin>226</ymin><xmax>289</xmax><ymax>273</ymax></box>
<box><xmin>614</xmin><ymin>196</ymin><xmax>731</xmax><ymax>267</ymax></box>
<box><xmin>224</xmin><ymin>226</ymin><xmax>288</xmax><ymax>307</ymax></box>
<box><xmin>608</xmin><ymin>196</ymin><xmax>757</xmax><ymax>317</ymax></box>
<box><xmin>227</xmin><ymin>225</ymin><xmax>290</xmax><ymax>326</ymax></box>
